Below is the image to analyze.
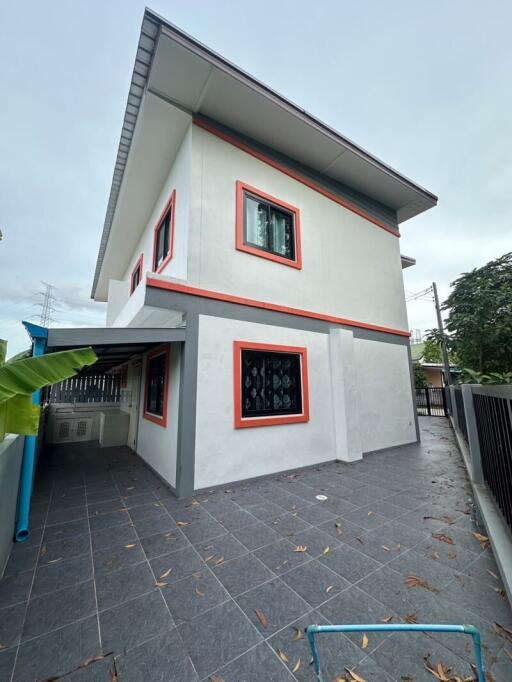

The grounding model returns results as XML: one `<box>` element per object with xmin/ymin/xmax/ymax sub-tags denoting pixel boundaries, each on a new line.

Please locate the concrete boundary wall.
<box><xmin>0</xmin><ymin>435</ymin><xmax>24</xmax><ymax>577</ymax></box>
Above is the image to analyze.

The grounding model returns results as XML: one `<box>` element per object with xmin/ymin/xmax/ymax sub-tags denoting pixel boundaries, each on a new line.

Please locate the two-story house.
<box><xmin>55</xmin><ymin>9</ymin><xmax>437</xmax><ymax>498</ymax></box>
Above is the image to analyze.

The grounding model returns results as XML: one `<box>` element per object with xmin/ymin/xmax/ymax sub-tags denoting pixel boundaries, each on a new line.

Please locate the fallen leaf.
<box><xmin>155</xmin><ymin>581</ymin><xmax>167</xmax><ymax>588</ymax></box>
<box><xmin>405</xmin><ymin>613</ymin><xmax>418</xmax><ymax>623</ymax></box>
<box><xmin>335</xmin><ymin>522</ymin><xmax>342</xmax><ymax>535</ymax></box>
<box><xmin>380</xmin><ymin>615</ymin><xmax>393</xmax><ymax>623</ymax></box>
<box><xmin>396</xmin><ymin>543</ymin><xmax>401</xmax><ymax>550</ymax></box>
<box><xmin>361</xmin><ymin>633</ymin><xmax>368</xmax><ymax>649</ymax></box>
<box><xmin>210</xmin><ymin>676</ymin><xmax>225</xmax><ymax>682</ymax></box>
<box><xmin>294</xmin><ymin>545</ymin><xmax>308</xmax><ymax>553</ymax></box>
<box><xmin>192</xmin><ymin>571</ymin><xmax>202</xmax><ymax>579</ymax></box>
<box><xmin>323</xmin><ymin>546</ymin><xmax>331</xmax><ymax>555</ymax></box>
<box><xmin>215</xmin><ymin>556</ymin><xmax>224</xmax><ymax>565</ymax></box>
<box><xmin>277</xmin><ymin>648</ymin><xmax>289</xmax><ymax>663</ymax></box>
<box><xmin>48</xmin><ymin>558</ymin><xmax>63</xmax><ymax>564</ymax></box>
<box><xmin>355</xmin><ymin>537</ymin><xmax>364</xmax><ymax>544</ymax></box>
<box><xmin>432</xmin><ymin>532</ymin><xmax>454</xmax><ymax>545</ymax></box>
<box><xmin>40</xmin><ymin>545</ymin><xmax>47</xmax><ymax>556</ymax></box>
<box><xmin>487</xmin><ymin>569</ymin><xmax>499</xmax><ymax>580</ymax></box>
<box><xmin>473</xmin><ymin>532</ymin><xmax>490</xmax><ymax>549</ymax></box>
<box><xmin>382</xmin><ymin>545</ymin><xmax>390</xmax><ymax>552</ymax></box>
<box><xmin>159</xmin><ymin>568</ymin><xmax>173</xmax><ymax>579</ymax></box>
<box><xmin>292</xmin><ymin>626</ymin><xmax>303</xmax><ymax>641</ymax></box>
<box><xmin>292</xmin><ymin>658</ymin><xmax>301</xmax><ymax>673</ymax></box>
<box><xmin>448</xmin><ymin>552</ymin><xmax>457</xmax><ymax>560</ymax></box>
<box><xmin>326</xmin><ymin>585</ymin><xmax>334</xmax><ymax>593</ymax></box>
<box><xmin>344</xmin><ymin>668</ymin><xmax>367</xmax><ymax>682</ymax></box>
<box><xmin>255</xmin><ymin>608</ymin><xmax>269</xmax><ymax>628</ymax></box>
<box><xmin>203</xmin><ymin>554</ymin><xmax>215</xmax><ymax>563</ymax></box>
<box><xmin>176</xmin><ymin>521</ymin><xmax>189</xmax><ymax>527</ymax></box>
<box><xmin>405</xmin><ymin>574</ymin><xmax>439</xmax><ymax>594</ymax></box>
<box><xmin>124</xmin><ymin>544</ymin><xmax>135</xmax><ymax>549</ymax></box>
<box><xmin>0</xmin><ymin>644</ymin><xmax>6</xmax><ymax>650</ymax></box>
<box><xmin>423</xmin><ymin>656</ymin><xmax>451</xmax><ymax>681</ymax></box>
<box><xmin>367</xmin><ymin>511</ymin><xmax>374</xmax><ymax>516</ymax></box>
<box><xmin>431</xmin><ymin>551</ymin><xmax>440</xmax><ymax>561</ymax></box>
<box><xmin>195</xmin><ymin>587</ymin><xmax>205</xmax><ymax>597</ymax></box>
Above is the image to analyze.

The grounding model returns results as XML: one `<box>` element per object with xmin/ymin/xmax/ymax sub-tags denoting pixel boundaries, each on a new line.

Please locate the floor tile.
<box><xmin>357</xmin><ymin>499</ymin><xmax>408</xmax><ymax>520</ymax></box>
<box><xmin>95</xmin><ymin>560</ymin><xmax>155</xmax><ymax>611</ymax></box>
<box><xmin>13</xmin><ymin>615</ymin><xmax>100</xmax><ymax>682</ymax></box>
<box><xmin>127</xmin><ymin>502</ymin><xmax>166</xmax><ymax>522</ymax></box>
<box><xmin>17</xmin><ymin>527</ymin><xmax>43</xmax><ymax>549</ymax></box>
<box><xmin>139</xmin><ymin>528</ymin><xmax>188</xmax><ymax>559</ymax></box>
<box><xmin>0</xmin><ymin>647</ymin><xmax>17</xmax><ymax>682</ymax></box>
<box><xmin>245</xmin><ymin>501</ymin><xmax>285</xmax><ymax>521</ymax></box>
<box><xmin>32</xmin><ymin>553</ymin><xmax>93</xmax><ymax>598</ymax></box>
<box><xmin>195</xmin><ymin>532</ymin><xmax>249</xmax><ymax>562</ymax></box>
<box><xmin>91</xmin><ymin>523</ymin><xmax>138</xmax><ymax>551</ymax></box>
<box><xmin>443</xmin><ymin>572</ymin><xmax>512</xmax><ymax>626</ymax></box>
<box><xmin>3</xmin><ymin>545</ymin><xmax>39</xmax><ymax>577</ymax></box>
<box><xmin>0</xmin><ymin>571</ymin><xmax>33</xmax><ymax>609</ymax></box>
<box><xmin>60</xmin><ymin>656</ymin><xmax>115</xmax><ymax>680</ymax></box>
<box><xmin>162</xmin><ymin>569</ymin><xmax>229</xmax><ymax>624</ymax></box>
<box><xmin>93</xmin><ymin>540</ymin><xmax>146</xmax><ymax>575</ymax></box>
<box><xmin>268</xmin><ymin>610</ymin><xmax>364</xmax><ymax>681</ymax></box>
<box><xmin>0</xmin><ymin>602</ymin><xmax>26</xmax><ymax>649</ymax></box>
<box><xmin>280</xmin><ymin>559</ymin><xmax>349</xmax><ymax>607</ymax></box>
<box><xmin>39</xmin><ymin>535</ymin><xmax>91</xmax><ymax>565</ymax></box>
<box><xmin>212</xmin><ymin>641</ymin><xmax>295</xmax><ymax>681</ymax></box>
<box><xmin>180</xmin><ymin>517</ymin><xmax>227</xmax><ymax>544</ymax></box>
<box><xmin>89</xmin><ymin>508</ymin><xmax>131</xmax><ymax>532</ymax></box>
<box><xmin>254</xmin><ymin>539</ymin><xmax>311</xmax><ymax>575</ymax></box>
<box><xmin>387</xmin><ymin>548</ymin><xmax>458</xmax><ymax>588</ymax></box>
<box><xmin>213</xmin><ymin>553</ymin><xmax>275</xmax><ymax>596</ymax></box>
<box><xmin>230</xmin><ymin>521</ymin><xmax>279</xmax><ymax>552</ymax></box>
<box><xmin>149</xmin><ymin>546</ymin><xmax>204</xmax><ymax>585</ymax></box>
<box><xmin>358</xmin><ymin>564</ymin><xmax>438</xmax><ymax>614</ymax></box>
<box><xmin>23</xmin><ymin>580</ymin><xmax>96</xmax><ymax>641</ymax></box>
<box><xmin>178</xmin><ymin>600</ymin><xmax>261</xmax><ymax>679</ymax></box>
<box><xmin>294</xmin><ymin>502</ymin><xmax>338</xmax><ymax>525</ymax></box>
<box><xmin>217</xmin><ymin>508</ymin><xmax>260</xmax><ymax>532</ymax></box>
<box><xmin>319</xmin><ymin>543</ymin><xmax>382</xmax><ymax>583</ymax></box>
<box><xmin>114</xmin><ymin>628</ymin><xmax>198</xmax><ymax>682</ymax></box>
<box><xmin>236</xmin><ymin>578</ymin><xmax>310</xmax><ymax>636</ymax></box>
<box><xmin>133</xmin><ymin>511</ymin><xmax>176</xmax><ymax>538</ymax></box>
<box><xmin>288</xmin><ymin>526</ymin><xmax>341</xmax><ymax>558</ymax></box>
<box><xmin>318</xmin><ymin>584</ymin><xmax>396</xmax><ymax>653</ymax></box>
<box><xmin>99</xmin><ymin>589</ymin><xmax>173</xmax><ymax>655</ymax></box>
<box><xmin>86</xmin><ymin>489</ymin><xmax>121</xmax><ymax>505</ymax></box>
<box><xmin>121</xmin><ymin>491</ymin><xmax>160</xmax><ymax>509</ymax></box>
<box><xmin>346</xmin><ymin>528</ymin><xmax>408</xmax><ymax>564</ymax></box>
<box><xmin>266</xmin><ymin>513</ymin><xmax>311</xmax><ymax>537</ymax></box>
<box><xmin>317</xmin><ymin>517</ymin><xmax>366</xmax><ymax>543</ymax></box>
<box><xmin>46</xmin><ymin>506</ymin><xmax>87</xmax><ymax>526</ymax></box>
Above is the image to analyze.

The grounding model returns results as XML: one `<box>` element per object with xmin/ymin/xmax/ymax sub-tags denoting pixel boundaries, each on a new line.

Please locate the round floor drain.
<box><xmin>315</xmin><ymin>494</ymin><xmax>328</xmax><ymax>501</ymax></box>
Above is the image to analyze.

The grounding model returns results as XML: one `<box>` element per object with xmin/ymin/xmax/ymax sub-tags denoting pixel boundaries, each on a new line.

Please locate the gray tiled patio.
<box><xmin>1</xmin><ymin>418</ymin><xmax>512</xmax><ymax>681</ymax></box>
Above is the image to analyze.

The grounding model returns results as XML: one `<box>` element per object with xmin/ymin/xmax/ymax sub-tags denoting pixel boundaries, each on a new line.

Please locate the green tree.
<box><xmin>413</xmin><ymin>363</ymin><xmax>427</xmax><ymax>388</ymax></box>
<box><xmin>422</xmin><ymin>338</ymin><xmax>442</xmax><ymax>363</ymax></box>
<box><xmin>442</xmin><ymin>252</ymin><xmax>512</xmax><ymax>373</ymax></box>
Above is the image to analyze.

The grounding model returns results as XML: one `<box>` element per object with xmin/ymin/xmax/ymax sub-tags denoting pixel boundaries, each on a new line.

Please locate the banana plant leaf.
<box><xmin>0</xmin><ymin>345</ymin><xmax>97</xmax><ymax>440</ymax></box>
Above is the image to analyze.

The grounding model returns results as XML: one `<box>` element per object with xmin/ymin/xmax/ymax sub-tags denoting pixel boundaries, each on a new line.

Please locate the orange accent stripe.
<box><xmin>193</xmin><ymin>117</ymin><xmax>400</xmax><ymax>238</ymax></box>
<box><xmin>146</xmin><ymin>277</ymin><xmax>410</xmax><ymax>338</ymax></box>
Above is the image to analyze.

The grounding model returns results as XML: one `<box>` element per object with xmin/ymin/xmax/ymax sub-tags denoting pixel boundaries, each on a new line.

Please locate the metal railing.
<box><xmin>473</xmin><ymin>389</ymin><xmax>512</xmax><ymax>533</ymax></box>
<box><xmin>49</xmin><ymin>374</ymin><xmax>121</xmax><ymax>404</ymax></box>
<box><xmin>415</xmin><ymin>387</ymin><xmax>448</xmax><ymax>417</ymax></box>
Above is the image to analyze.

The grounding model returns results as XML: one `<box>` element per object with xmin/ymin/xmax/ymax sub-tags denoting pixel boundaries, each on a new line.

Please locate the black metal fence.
<box><xmin>49</xmin><ymin>374</ymin><xmax>121</xmax><ymax>404</ymax></box>
<box><xmin>453</xmin><ymin>386</ymin><xmax>468</xmax><ymax>441</ymax></box>
<box><xmin>473</xmin><ymin>392</ymin><xmax>512</xmax><ymax>533</ymax></box>
<box><xmin>415</xmin><ymin>387</ymin><xmax>448</xmax><ymax>417</ymax></box>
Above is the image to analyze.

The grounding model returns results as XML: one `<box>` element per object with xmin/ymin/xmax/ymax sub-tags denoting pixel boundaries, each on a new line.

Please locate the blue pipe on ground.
<box><xmin>15</xmin><ymin>322</ymin><xmax>47</xmax><ymax>542</ymax></box>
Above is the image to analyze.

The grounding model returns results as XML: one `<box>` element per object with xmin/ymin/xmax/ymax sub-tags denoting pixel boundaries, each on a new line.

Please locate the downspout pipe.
<box><xmin>15</xmin><ymin>322</ymin><xmax>48</xmax><ymax>542</ymax></box>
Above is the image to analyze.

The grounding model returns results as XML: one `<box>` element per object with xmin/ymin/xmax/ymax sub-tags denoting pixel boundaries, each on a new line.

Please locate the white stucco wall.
<box><xmin>189</xmin><ymin>125</ymin><xmax>408</xmax><ymax>331</ymax></box>
<box><xmin>194</xmin><ymin>315</ymin><xmax>336</xmax><ymax>489</ymax></box>
<box><xmin>355</xmin><ymin>338</ymin><xmax>416</xmax><ymax>452</ymax></box>
<box><xmin>106</xmin><ymin>126</ymin><xmax>192</xmax><ymax>327</ymax></box>
<box><xmin>136</xmin><ymin>344</ymin><xmax>180</xmax><ymax>488</ymax></box>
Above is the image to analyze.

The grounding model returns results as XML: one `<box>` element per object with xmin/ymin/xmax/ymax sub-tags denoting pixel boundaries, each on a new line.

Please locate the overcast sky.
<box><xmin>1</xmin><ymin>0</ymin><xmax>511</xmax><ymax>355</ymax></box>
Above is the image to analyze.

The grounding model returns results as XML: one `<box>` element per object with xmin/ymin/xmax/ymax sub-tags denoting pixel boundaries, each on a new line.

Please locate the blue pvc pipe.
<box><xmin>15</xmin><ymin>323</ymin><xmax>47</xmax><ymax>542</ymax></box>
<box><xmin>306</xmin><ymin>623</ymin><xmax>485</xmax><ymax>682</ymax></box>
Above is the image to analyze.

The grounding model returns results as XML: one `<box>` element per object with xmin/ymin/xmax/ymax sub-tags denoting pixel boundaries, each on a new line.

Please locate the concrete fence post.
<box><xmin>461</xmin><ymin>384</ymin><xmax>484</xmax><ymax>484</ymax></box>
<box><xmin>450</xmin><ymin>386</ymin><xmax>459</xmax><ymax>431</ymax></box>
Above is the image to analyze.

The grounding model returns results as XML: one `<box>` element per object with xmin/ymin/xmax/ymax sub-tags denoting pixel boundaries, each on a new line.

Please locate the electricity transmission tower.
<box><xmin>36</xmin><ymin>282</ymin><xmax>58</xmax><ymax>327</ymax></box>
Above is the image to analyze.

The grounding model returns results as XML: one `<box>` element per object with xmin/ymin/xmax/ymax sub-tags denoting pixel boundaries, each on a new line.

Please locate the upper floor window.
<box><xmin>233</xmin><ymin>341</ymin><xmax>309</xmax><ymax>428</ymax></box>
<box><xmin>130</xmin><ymin>254</ymin><xmax>143</xmax><ymax>295</ymax></box>
<box><xmin>236</xmin><ymin>181</ymin><xmax>302</xmax><ymax>269</ymax></box>
<box><xmin>152</xmin><ymin>190</ymin><xmax>176</xmax><ymax>273</ymax></box>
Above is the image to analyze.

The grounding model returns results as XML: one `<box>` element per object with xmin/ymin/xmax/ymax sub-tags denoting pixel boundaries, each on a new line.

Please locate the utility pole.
<box><xmin>432</xmin><ymin>282</ymin><xmax>451</xmax><ymax>386</ymax></box>
<box><xmin>37</xmin><ymin>282</ymin><xmax>57</xmax><ymax>327</ymax></box>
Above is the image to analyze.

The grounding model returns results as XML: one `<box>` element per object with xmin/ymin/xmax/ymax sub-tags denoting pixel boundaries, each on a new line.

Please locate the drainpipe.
<box><xmin>15</xmin><ymin>322</ymin><xmax>48</xmax><ymax>542</ymax></box>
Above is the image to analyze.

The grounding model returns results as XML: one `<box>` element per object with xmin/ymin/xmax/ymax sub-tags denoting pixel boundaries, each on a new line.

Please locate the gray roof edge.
<box><xmin>46</xmin><ymin>326</ymin><xmax>186</xmax><ymax>348</ymax></box>
<box><xmin>91</xmin><ymin>6</ymin><xmax>438</xmax><ymax>298</ymax></box>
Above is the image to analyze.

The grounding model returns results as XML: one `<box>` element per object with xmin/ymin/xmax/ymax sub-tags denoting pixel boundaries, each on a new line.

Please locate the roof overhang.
<box><xmin>92</xmin><ymin>8</ymin><xmax>438</xmax><ymax>298</ymax></box>
<box><xmin>400</xmin><ymin>254</ymin><xmax>416</xmax><ymax>269</ymax></box>
<box><xmin>46</xmin><ymin>327</ymin><xmax>186</xmax><ymax>374</ymax></box>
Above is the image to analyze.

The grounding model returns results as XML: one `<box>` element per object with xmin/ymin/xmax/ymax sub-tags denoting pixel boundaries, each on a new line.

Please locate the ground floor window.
<box><xmin>143</xmin><ymin>345</ymin><xmax>170</xmax><ymax>426</ymax></box>
<box><xmin>233</xmin><ymin>341</ymin><xmax>309</xmax><ymax>428</ymax></box>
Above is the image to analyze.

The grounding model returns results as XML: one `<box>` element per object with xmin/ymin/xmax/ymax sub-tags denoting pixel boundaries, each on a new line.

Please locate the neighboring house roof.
<box><xmin>92</xmin><ymin>8</ymin><xmax>438</xmax><ymax>298</ymax></box>
<box><xmin>410</xmin><ymin>342</ymin><xmax>425</xmax><ymax>362</ymax></box>
<box><xmin>400</xmin><ymin>254</ymin><xmax>416</xmax><ymax>269</ymax></box>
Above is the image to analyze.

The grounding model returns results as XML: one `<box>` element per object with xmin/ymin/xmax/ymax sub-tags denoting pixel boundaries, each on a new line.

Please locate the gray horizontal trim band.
<box><xmin>144</xmin><ymin>287</ymin><xmax>409</xmax><ymax>347</ymax></box>
<box><xmin>46</xmin><ymin>326</ymin><xmax>186</xmax><ymax>349</ymax></box>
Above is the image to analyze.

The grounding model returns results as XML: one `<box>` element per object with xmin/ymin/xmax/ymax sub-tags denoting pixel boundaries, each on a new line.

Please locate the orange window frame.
<box><xmin>233</xmin><ymin>340</ymin><xmax>309</xmax><ymax>428</ymax></box>
<box><xmin>129</xmin><ymin>254</ymin><xmax>144</xmax><ymax>295</ymax></box>
<box><xmin>143</xmin><ymin>345</ymin><xmax>170</xmax><ymax>427</ymax></box>
<box><xmin>235</xmin><ymin>181</ymin><xmax>302</xmax><ymax>269</ymax></box>
<box><xmin>152</xmin><ymin>189</ymin><xmax>176</xmax><ymax>273</ymax></box>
